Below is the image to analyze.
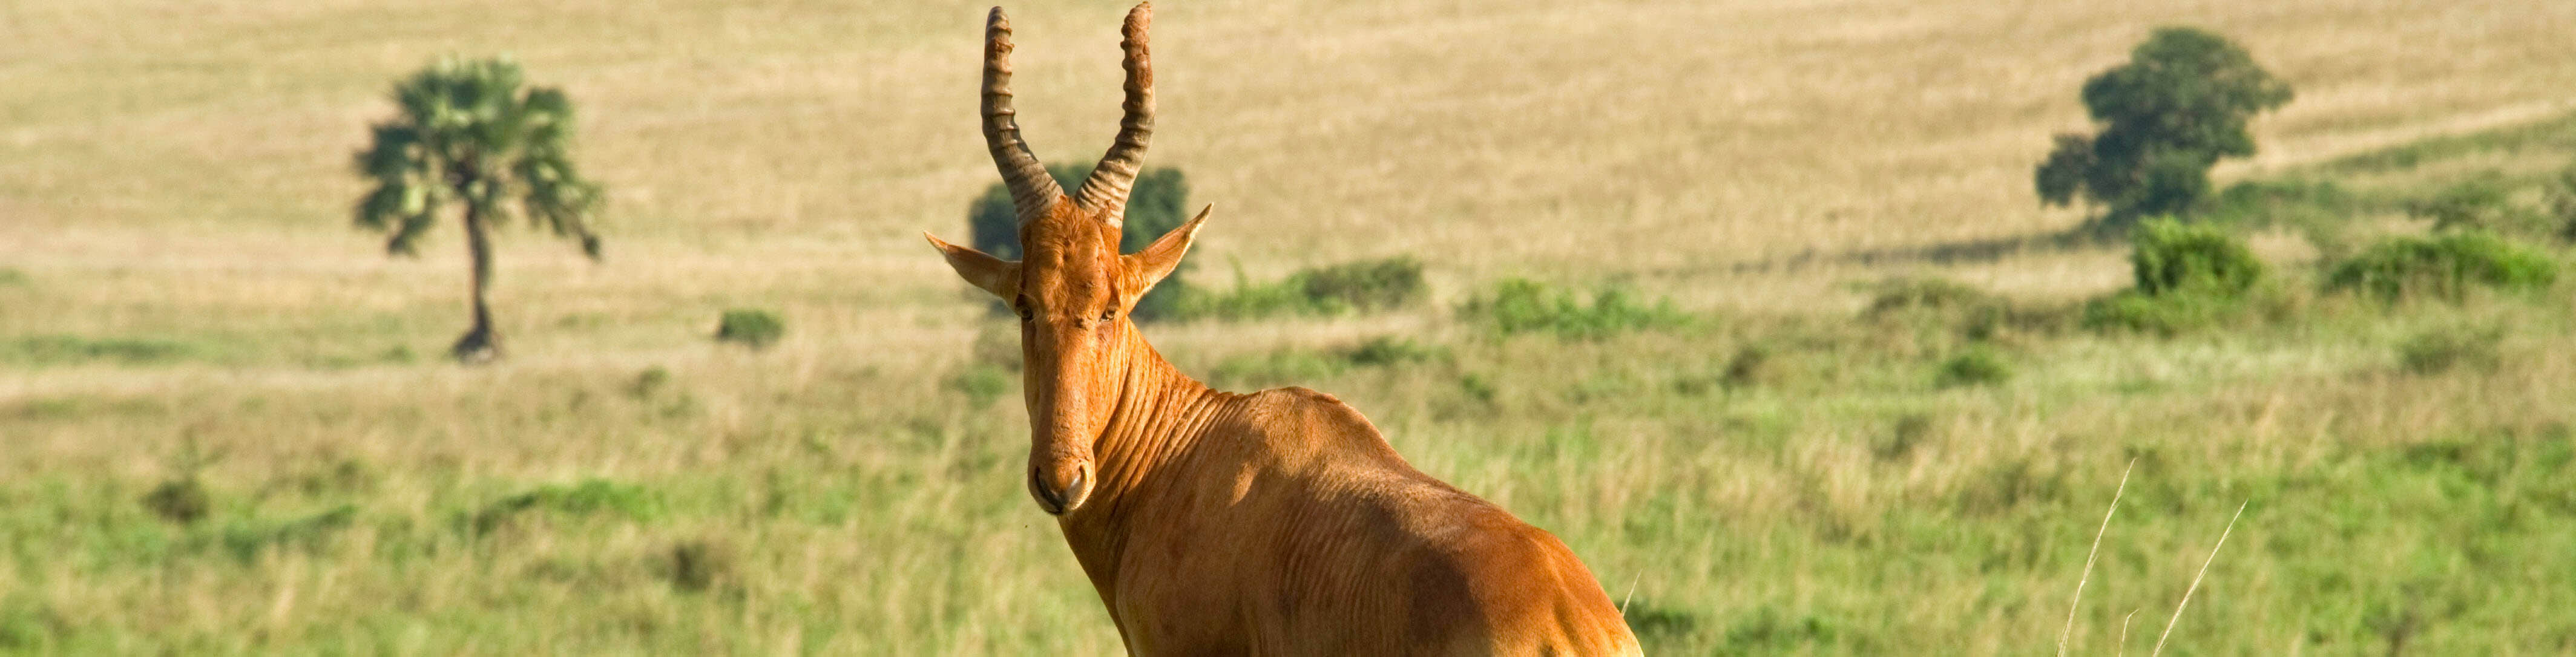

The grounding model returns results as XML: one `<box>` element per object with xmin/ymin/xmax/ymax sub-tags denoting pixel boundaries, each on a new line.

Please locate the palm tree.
<box><xmin>354</xmin><ymin>56</ymin><xmax>603</xmax><ymax>364</ymax></box>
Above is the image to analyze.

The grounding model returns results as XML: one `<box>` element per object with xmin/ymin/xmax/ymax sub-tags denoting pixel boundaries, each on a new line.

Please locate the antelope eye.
<box><xmin>1099</xmin><ymin>308</ymin><xmax>1117</xmax><ymax>322</ymax></box>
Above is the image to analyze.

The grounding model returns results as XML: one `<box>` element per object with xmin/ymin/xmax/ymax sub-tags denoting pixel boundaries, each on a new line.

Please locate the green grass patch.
<box><xmin>1</xmin><ymin>335</ymin><xmax>201</xmax><ymax>366</ymax></box>
<box><xmin>2324</xmin><ymin>230</ymin><xmax>2558</xmax><ymax>302</ymax></box>
<box><xmin>2396</xmin><ymin>324</ymin><xmax>2505</xmax><ymax>375</ymax></box>
<box><xmin>1459</xmin><ymin>278</ymin><xmax>1692</xmax><ymax>339</ymax></box>
<box><xmin>1178</xmin><ymin>257</ymin><xmax>1428</xmax><ymax>321</ymax></box>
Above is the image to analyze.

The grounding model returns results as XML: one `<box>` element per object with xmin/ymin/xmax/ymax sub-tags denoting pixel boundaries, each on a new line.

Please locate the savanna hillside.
<box><xmin>6</xmin><ymin>0</ymin><xmax>2576</xmax><ymax>653</ymax></box>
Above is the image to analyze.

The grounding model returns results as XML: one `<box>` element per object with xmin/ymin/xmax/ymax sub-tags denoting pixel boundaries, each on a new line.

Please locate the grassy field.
<box><xmin>7</xmin><ymin>0</ymin><xmax>2576</xmax><ymax>653</ymax></box>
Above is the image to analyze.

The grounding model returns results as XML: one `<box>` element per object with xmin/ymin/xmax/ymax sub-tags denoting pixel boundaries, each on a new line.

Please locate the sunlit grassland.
<box><xmin>7</xmin><ymin>0</ymin><xmax>2576</xmax><ymax>653</ymax></box>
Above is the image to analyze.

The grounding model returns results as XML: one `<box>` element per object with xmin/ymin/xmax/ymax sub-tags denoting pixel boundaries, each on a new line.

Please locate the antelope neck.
<box><xmin>1077</xmin><ymin>322</ymin><xmax>1223</xmax><ymax>518</ymax></box>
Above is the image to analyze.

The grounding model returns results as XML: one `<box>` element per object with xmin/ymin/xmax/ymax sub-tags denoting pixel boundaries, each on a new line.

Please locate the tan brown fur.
<box><xmin>927</xmin><ymin>5</ymin><xmax>1638</xmax><ymax>655</ymax></box>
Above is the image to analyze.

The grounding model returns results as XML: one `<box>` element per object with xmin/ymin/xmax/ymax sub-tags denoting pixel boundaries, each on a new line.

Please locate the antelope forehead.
<box><xmin>1022</xmin><ymin>257</ymin><xmax>1119</xmax><ymax>309</ymax></box>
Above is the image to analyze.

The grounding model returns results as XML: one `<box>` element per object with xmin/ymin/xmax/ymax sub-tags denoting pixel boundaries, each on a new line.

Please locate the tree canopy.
<box><xmin>2037</xmin><ymin>27</ymin><xmax>2292</xmax><ymax>227</ymax></box>
<box><xmin>355</xmin><ymin>56</ymin><xmax>604</xmax><ymax>259</ymax></box>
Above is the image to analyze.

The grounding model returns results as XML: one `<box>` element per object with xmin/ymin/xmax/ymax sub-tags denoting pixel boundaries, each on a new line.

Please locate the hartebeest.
<box><xmin>924</xmin><ymin>5</ymin><xmax>1641</xmax><ymax>655</ymax></box>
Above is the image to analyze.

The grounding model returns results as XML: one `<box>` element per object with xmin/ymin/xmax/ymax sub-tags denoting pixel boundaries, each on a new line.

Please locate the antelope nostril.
<box><xmin>1030</xmin><ymin>465</ymin><xmax>1064</xmax><ymax>513</ymax></box>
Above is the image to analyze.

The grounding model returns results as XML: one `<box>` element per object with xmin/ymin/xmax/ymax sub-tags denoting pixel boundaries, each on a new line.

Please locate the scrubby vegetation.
<box><xmin>2396</xmin><ymin>324</ymin><xmax>2505</xmax><ymax>375</ymax></box>
<box><xmin>2082</xmin><ymin>217</ymin><xmax>2272</xmax><ymax>335</ymax></box>
<box><xmin>1460</xmin><ymin>278</ymin><xmax>1692</xmax><ymax>339</ymax></box>
<box><xmin>714</xmin><ymin>309</ymin><xmax>786</xmax><ymax>349</ymax></box>
<box><xmin>2324</xmin><ymin>230</ymin><xmax>2558</xmax><ymax>302</ymax></box>
<box><xmin>1175</xmin><ymin>257</ymin><xmax>1428</xmax><ymax>321</ymax></box>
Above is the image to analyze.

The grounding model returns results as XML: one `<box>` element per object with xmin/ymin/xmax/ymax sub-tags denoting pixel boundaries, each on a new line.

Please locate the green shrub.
<box><xmin>0</xmin><ymin>268</ymin><xmax>25</xmax><ymax>286</ymax></box>
<box><xmin>667</xmin><ymin>538</ymin><xmax>737</xmax><ymax>592</ymax></box>
<box><xmin>2129</xmin><ymin>217</ymin><xmax>2264</xmax><ymax>296</ymax></box>
<box><xmin>1178</xmin><ymin>257</ymin><xmax>1428</xmax><ymax>321</ymax></box>
<box><xmin>1721</xmin><ymin>344</ymin><xmax>1778</xmax><ymax>389</ymax></box>
<box><xmin>1460</xmin><ymin>278</ymin><xmax>1690</xmax><ymax>339</ymax></box>
<box><xmin>2082</xmin><ymin>217</ymin><xmax>2272</xmax><ymax>335</ymax></box>
<box><xmin>2397</xmin><ymin>325</ymin><xmax>2504</xmax><ymax>375</ymax></box>
<box><xmin>1935</xmin><ymin>347</ymin><xmax>2013</xmax><ymax>388</ymax></box>
<box><xmin>1295</xmin><ymin>257</ymin><xmax>1426</xmax><ymax>312</ymax></box>
<box><xmin>2324</xmin><ymin>230</ymin><xmax>2558</xmax><ymax>302</ymax></box>
<box><xmin>141</xmin><ymin>479</ymin><xmax>211</xmax><ymax>524</ymax></box>
<box><xmin>714</xmin><ymin>309</ymin><xmax>785</xmax><ymax>349</ymax></box>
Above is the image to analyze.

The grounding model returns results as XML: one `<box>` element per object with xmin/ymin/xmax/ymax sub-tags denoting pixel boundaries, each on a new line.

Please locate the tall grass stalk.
<box><xmin>2152</xmin><ymin>500</ymin><xmax>2250</xmax><ymax>657</ymax></box>
<box><xmin>2057</xmin><ymin>459</ymin><xmax>2135</xmax><ymax>657</ymax></box>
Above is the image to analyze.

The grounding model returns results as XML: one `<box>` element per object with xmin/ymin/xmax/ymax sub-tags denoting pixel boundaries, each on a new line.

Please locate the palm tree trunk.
<box><xmin>452</xmin><ymin>203</ymin><xmax>502</xmax><ymax>363</ymax></box>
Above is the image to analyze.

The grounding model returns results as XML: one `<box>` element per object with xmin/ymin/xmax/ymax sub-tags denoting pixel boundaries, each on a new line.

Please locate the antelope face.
<box><xmin>926</xmin><ymin>2</ymin><xmax>1204</xmax><ymax>516</ymax></box>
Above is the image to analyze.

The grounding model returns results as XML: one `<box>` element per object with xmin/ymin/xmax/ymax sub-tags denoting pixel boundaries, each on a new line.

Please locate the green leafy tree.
<box><xmin>967</xmin><ymin>164</ymin><xmax>1191</xmax><ymax>318</ymax></box>
<box><xmin>354</xmin><ymin>57</ymin><xmax>604</xmax><ymax>363</ymax></box>
<box><xmin>2037</xmin><ymin>27</ymin><xmax>2292</xmax><ymax>230</ymax></box>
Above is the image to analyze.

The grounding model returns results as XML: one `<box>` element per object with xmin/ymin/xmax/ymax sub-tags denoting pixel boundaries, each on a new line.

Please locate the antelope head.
<box><xmin>927</xmin><ymin>3</ymin><xmax>1207</xmax><ymax>516</ymax></box>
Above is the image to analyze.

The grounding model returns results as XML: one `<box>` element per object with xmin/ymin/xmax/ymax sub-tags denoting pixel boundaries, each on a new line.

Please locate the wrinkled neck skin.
<box><xmin>1041</xmin><ymin>321</ymin><xmax>1228</xmax><ymax>592</ymax></box>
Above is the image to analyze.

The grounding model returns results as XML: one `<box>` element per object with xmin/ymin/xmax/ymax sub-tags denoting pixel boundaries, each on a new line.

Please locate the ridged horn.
<box><xmin>983</xmin><ymin>7</ymin><xmax>1062</xmax><ymax>220</ymax></box>
<box><xmin>1073</xmin><ymin>2</ymin><xmax>1154</xmax><ymax>229</ymax></box>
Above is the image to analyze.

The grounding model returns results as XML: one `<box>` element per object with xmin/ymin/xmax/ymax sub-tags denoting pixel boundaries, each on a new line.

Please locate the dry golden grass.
<box><xmin>7</xmin><ymin>0</ymin><xmax>2576</xmax><ymax>653</ymax></box>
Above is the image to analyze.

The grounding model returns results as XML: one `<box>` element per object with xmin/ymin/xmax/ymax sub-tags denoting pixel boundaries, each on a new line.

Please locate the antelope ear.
<box><xmin>1122</xmin><ymin>204</ymin><xmax>1210</xmax><ymax>297</ymax></box>
<box><xmin>925</xmin><ymin>232</ymin><xmax>1020</xmax><ymax>299</ymax></box>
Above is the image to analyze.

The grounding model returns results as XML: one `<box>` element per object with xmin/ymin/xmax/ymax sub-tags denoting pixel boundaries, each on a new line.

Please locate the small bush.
<box><xmin>1721</xmin><ymin>344</ymin><xmax>1778</xmax><ymax>390</ymax></box>
<box><xmin>1295</xmin><ymin>257</ymin><xmax>1427</xmax><ymax>312</ymax></box>
<box><xmin>2397</xmin><ymin>325</ymin><xmax>2503</xmax><ymax>375</ymax></box>
<box><xmin>2130</xmin><ymin>217</ymin><xmax>2264</xmax><ymax>296</ymax></box>
<box><xmin>141</xmin><ymin>479</ymin><xmax>211</xmax><ymax>524</ymax></box>
<box><xmin>1179</xmin><ymin>257</ymin><xmax>1428</xmax><ymax>321</ymax></box>
<box><xmin>2324</xmin><ymin>230</ymin><xmax>2558</xmax><ymax>302</ymax></box>
<box><xmin>714</xmin><ymin>309</ymin><xmax>785</xmax><ymax>349</ymax></box>
<box><xmin>0</xmin><ymin>268</ymin><xmax>25</xmax><ymax>286</ymax></box>
<box><xmin>1935</xmin><ymin>347</ymin><xmax>2013</xmax><ymax>388</ymax></box>
<box><xmin>667</xmin><ymin>538</ymin><xmax>737</xmax><ymax>592</ymax></box>
<box><xmin>1460</xmin><ymin>278</ymin><xmax>1690</xmax><ymax>339</ymax></box>
<box><xmin>2083</xmin><ymin>217</ymin><xmax>2271</xmax><ymax>335</ymax></box>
